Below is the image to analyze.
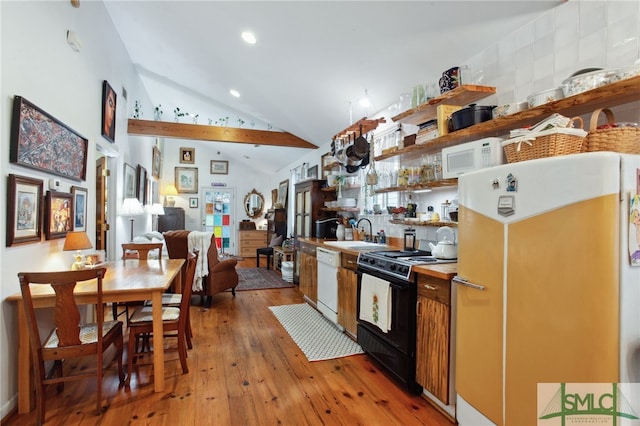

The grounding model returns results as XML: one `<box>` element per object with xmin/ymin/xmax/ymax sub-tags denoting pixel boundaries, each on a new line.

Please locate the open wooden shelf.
<box><xmin>374</xmin><ymin>179</ymin><xmax>458</xmax><ymax>193</ymax></box>
<box><xmin>332</xmin><ymin>117</ymin><xmax>386</xmax><ymax>140</ymax></box>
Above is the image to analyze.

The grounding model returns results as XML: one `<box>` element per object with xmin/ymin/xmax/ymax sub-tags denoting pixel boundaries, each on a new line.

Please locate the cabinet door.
<box><xmin>337</xmin><ymin>267</ymin><xmax>358</xmax><ymax>337</ymax></box>
<box><xmin>299</xmin><ymin>252</ymin><xmax>317</xmax><ymax>303</ymax></box>
<box><xmin>416</xmin><ymin>295</ymin><xmax>450</xmax><ymax>404</ymax></box>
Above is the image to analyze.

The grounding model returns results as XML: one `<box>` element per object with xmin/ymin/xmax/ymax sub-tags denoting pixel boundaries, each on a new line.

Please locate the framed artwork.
<box><xmin>180</xmin><ymin>147</ymin><xmax>195</xmax><ymax>164</ymax></box>
<box><xmin>152</xmin><ymin>145</ymin><xmax>162</xmax><ymax>179</ymax></box>
<box><xmin>6</xmin><ymin>174</ymin><xmax>43</xmax><ymax>246</ymax></box>
<box><xmin>10</xmin><ymin>96</ymin><xmax>88</xmax><ymax>181</ymax></box>
<box><xmin>277</xmin><ymin>179</ymin><xmax>289</xmax><ymax>208</ymax></box>
<box><xmin>45</xmin><ymin>191</ymin><xmax>73</xmax><ymax>240</ymax></box>
<box><xmin>175</xmin><ymin>167</ymin><xmax>198</xmax><ymax>194</ymax></box>
<box><xmin>124</xmin><ymin>163</ymin><xmax>136</xmax><ymax>199</ymax></box>
<box><xmin>101</xmin><ymin>80</ymin><xmax>116</xmax><ymax>143</ymax></box>
<box><xmin>307</xmin><ymin>165</ymin><xmax>318</xmax><ymax>180</ymax></box>
<box><xmin>210</xmin><ymin>160</ymin><xmax>229</xmax><ymax>175</ymax></box>
<box><xmin>71</xmin><ymin>186</ymin><xmax>88</xmax><ymax>232</ymax></box>
<box><xmin>189</xmin><ymin>197</ymin><xmax>199</xmax><ymax>208</ymax></box>
<box><xmin>136</xmin><ymin>165</ymin><xmax>148</xmax><ymax>204</ymax></box>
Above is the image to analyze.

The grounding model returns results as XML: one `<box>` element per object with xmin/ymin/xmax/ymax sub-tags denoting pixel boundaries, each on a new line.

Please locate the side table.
<box><xmin>273</xmin><ymin>246</ymin><xmax>294</xmax><ymax>272</ymax></box>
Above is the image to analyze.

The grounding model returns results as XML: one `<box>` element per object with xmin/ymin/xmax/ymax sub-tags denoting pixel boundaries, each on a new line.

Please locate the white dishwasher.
<box><xmin>316</xmin><ymin>247</ymin><xmax>341</xmax><ymax>326</ymax></box>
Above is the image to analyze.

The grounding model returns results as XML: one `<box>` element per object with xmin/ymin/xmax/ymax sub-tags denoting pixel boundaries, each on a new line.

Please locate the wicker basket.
<box><xmin>502</xmin><ymin>117</ymin><xmax>586</xmax><ymax>163</ymax></box>
<box><xmin>582</xmin><ymin>108</ymin><xmax>640</xmax><ymax>154</ymax></box>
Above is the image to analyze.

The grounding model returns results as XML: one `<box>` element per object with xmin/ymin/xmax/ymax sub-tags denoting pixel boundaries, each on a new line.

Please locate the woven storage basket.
<box><xmin>582</xmin><ymin>108</ymin><xmax>640</xmax><ymax>154</ymax></box>
<box><xmin>502</xmin><ymin>117</ymin><xmax>586</xmax><ymax>163</ymax></box>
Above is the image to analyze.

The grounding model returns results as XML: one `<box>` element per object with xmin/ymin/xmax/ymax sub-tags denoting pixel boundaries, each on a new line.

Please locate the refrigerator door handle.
<box><xmin>453</xmin><ymin>276</ymin><xmax>486</xmax><ymax>291</ymax></box>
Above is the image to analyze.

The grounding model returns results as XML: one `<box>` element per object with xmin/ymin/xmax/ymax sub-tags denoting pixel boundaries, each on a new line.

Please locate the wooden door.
<box><xmin>337</xmin><ymin>266</ymin><xmax>358</xmax><ymax>337</ymax></box>
<box><xmin>95</xmin><ymin>157</ymin><xmax>109</xmax><ymax>252</ymax></box>
<box><xmin>202</xmin><ymin>188</ymin><xmax>235</xmax><ymax>253</ymax></box>
<box><xmin>299</xmin><ymin>252</ymin><xmax>317</xmax><ymax>303</ymax></box>
<box><xmin>416</xmin><ymin>295</ymin><xmax>450</xmax><ymax>404</ymax></box>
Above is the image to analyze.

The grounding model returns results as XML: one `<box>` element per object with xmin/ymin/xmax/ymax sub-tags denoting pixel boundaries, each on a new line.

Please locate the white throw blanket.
<box><xmin>187</xmin><ymin>231</ymin><xmax>213</xmax><ymax>291</ymax></box>
<box><xmin>359</xmin><ymin>274</ymin><xmax>392</xmax><ymax>333</ymax></box>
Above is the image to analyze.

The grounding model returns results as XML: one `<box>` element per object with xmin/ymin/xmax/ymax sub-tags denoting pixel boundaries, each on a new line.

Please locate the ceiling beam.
<box><xmin>127</xmin><ymin>119</ymin><xmax>318</xmax><ymax>149</ymax></box>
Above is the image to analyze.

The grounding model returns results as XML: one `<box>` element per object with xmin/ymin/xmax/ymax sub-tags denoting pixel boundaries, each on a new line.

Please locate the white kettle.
<box><xmin>428</xmin><ymin>226</ymin><xmax>458</xmax><ymax>259</ymax></box>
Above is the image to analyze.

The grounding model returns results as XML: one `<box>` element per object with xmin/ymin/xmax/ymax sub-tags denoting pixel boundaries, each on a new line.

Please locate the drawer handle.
<box><xmin>423</xmin><ymin>284</ymin><xmax>438</xmax><ymax>291</ymax></box>
<box><xmin>347</xmin><ymin>260</ymin><xmax>356</xmax><ymax>264</ymax></box>
<box><xmin>452</xmin><ymin>276</ymin><xmax>485</xmax><ymax>291</ymax></box>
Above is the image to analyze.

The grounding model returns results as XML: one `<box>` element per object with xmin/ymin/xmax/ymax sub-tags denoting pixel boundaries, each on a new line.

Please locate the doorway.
<box><xmin>96</xmin><ymin>156</ymin><xmax>109</xmax><ymax>255</ymax></box>
<box><xmin>202</xmin><ymin>188</ymin><xmax>235</xmax><ymax>255</ymax></box>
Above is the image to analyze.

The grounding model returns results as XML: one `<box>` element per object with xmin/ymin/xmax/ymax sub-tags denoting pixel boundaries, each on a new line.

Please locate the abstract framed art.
<box><xmin>10</xmin><ymin>96</ymin><xmax>88</xmax><ymax>181</ymax></box>
<box><xmin>6</xmin><ymin>174</ymin><xmax>43</xmax><ymax>246</ymax></box>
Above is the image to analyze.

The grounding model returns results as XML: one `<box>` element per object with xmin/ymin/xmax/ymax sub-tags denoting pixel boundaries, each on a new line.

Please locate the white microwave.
<box><xmin>442</xmin><ymin>137</ymin><xmax>504</xmax><ymax>179</ymax></box>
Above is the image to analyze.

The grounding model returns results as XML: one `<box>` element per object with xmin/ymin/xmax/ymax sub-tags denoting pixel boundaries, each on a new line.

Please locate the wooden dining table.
<box><xmin>6</xmin><ymin>258</ymin><xmax>185</xmax><ymax>414</ymax></box>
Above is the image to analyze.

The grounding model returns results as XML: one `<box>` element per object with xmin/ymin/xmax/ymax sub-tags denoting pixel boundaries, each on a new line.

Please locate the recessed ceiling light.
<box><xmin>241</xmin><ymin>31</ymin><xmax>256</xmax><ymax>45</ymax></box>
<box><xmin>230</xmin><ymin>89</ymin><xmax>240</xmax><ymax>98</ymax></box>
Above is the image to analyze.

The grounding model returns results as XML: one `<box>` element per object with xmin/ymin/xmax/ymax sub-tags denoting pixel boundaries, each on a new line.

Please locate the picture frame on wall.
<box><xmin>189</xmin><ymin>197</ymin><xmax>198</xmax><ymax>208</ymax></box>
<box><xmin>277</xmin><ymin>179</ymin><xmax>289</xmax><ymax>208</ymax></box>
<box><xmin>124</xmin><ymin>163</ymin><xmax>136</xmax><ymax>199</ymax></box>
<box><xmin>136</xmin><ymin>164</ymin><xmax>148</xmax><ymax>204</ymax></box>
<box><xmin>175</xmin><ymin>167</ymin><xmax>198</xmax><ymax>193</ymax></box>
<box><xmin>210</xmin><ymin>160</ymin><xmax>228</xmax><ymax>175</ymax></box>
<box><xmin>10</xmin><ymin>96</ymin><xmax>88</xmax><ymax>181</ymax></box>
<box><xmin>6</xmin><ymin>174</ymin><xmax>43</xmax><ymax>246</ymax></box>
<box><xmin>71</xmin><ymin>186</ymin><xmax>88</xmax><ymax>232</ymax></box>
<box><xmin>306</xmin><ymin>165</ymin><xmax>318</xmax><ymax>180</ymax></box>
<box><xmin>45</xmin><ymin>191</ymin><xmax>73</xmax><ymax>240</ymax></box>
<box><xmin>180</xmin><ymin>147</ymin><xmax>195</xmax><ymax>164</ymax></box>
<box><xmin>152</xmin><ymin>145</ymin><xmax>162</xmax><ymax>179</ymax></box>
<box><xmin>101</xmin><ymin>80</ymin><xmax>116</xmax><ymax>143</ymax></box>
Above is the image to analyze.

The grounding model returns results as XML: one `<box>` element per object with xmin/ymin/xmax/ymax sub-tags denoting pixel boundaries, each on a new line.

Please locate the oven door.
<box><xmin>356</xmin><ymin>270</ymin><xmax>413</xmax><ymax>354</ymax></box>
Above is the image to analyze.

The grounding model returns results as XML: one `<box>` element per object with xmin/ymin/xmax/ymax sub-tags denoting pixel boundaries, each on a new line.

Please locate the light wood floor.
<box><xmin>5</xmin><ymin>260</ymin><xmax>453</xmax><ymax>425</ymax></box>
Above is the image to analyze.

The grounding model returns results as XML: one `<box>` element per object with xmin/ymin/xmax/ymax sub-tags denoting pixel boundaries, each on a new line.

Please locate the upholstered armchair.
<box><xmin>163</xmin><ymin>230</ymin><xmax>238</xmax><ymax>307</ymax></box>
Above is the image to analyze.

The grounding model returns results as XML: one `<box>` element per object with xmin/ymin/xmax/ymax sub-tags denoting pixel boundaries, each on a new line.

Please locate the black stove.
<box><xmin>357</xmin><ymin>249</ymin><xmax>457</xmax><ymax>281</ymax></box>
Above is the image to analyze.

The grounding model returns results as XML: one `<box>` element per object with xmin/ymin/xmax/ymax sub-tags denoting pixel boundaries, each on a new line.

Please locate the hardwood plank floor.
<box><xmin>5</xmin><ymin>261</ymin><xmax>453</xmax><ymax>425</ymax></box>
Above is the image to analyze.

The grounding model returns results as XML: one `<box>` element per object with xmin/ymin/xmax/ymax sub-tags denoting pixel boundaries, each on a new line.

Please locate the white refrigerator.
<box><xmin>454</xmin><ymin>152</ymin><xmax>640</xmax><ymax>425</ymax></box>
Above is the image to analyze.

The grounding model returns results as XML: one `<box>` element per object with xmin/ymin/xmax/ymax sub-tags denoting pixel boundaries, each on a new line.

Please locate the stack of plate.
<box><xmin>336</xmin><ymin>198</ymin><xmax>356</xmax><ymax>207</ymax></box>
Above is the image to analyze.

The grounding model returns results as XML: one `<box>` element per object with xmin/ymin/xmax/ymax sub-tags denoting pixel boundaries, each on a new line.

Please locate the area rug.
<box><xmin>269</xmin><ymin>303</ymin><xmax>364</xmax><ymax>362</ymax></box>
<box><xmin>233</xmin><ymin>268</ymin><xmax>294</xmax><ymax>291</ymax></box>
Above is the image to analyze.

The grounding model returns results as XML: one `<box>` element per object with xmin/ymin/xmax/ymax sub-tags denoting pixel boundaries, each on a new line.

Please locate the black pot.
<box><xmin>450</xmin><ymin>104</ymin><xmax>496</xmax><ymax>131</ymax></box>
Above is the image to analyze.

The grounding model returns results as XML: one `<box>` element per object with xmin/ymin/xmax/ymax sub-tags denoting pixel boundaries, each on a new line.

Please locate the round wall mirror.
<box><xmin>244</xmin><ymin>189</ymin><xmax>265</xmax><ymax>219</ymax></box>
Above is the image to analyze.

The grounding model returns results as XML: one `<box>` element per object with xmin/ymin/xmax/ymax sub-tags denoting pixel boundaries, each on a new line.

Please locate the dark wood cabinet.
<box><xmin>158</xmin><ymin>207</ymin><xmax>185</xmax><ymax>232</ymax></box>
<box><xmin>293</xmin><ymin>179</ymin><xmax>333</xmax><ymax>239</ymax></box>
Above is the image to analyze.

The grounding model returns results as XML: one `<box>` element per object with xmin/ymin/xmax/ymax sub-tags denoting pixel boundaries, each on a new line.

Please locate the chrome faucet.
<box><xmin>356</xmin><ymin>218</ymin><xmax>373</xmax><ymax>242</ymax></box>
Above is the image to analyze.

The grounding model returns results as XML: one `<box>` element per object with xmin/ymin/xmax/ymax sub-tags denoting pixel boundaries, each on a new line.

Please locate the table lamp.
<box><xmin>63</xmin><ymin>231</ymin><xmax>93</xmax><ymax>270</ymax></box>
<box><xmin>121</xmin><ymin>198</ymin><xmax>144</xmax><ymax>241</ymax></box>
<box><xmin>163</xmin><ymin>184</ymin><xmax>178</xmax><ymax>207</ymax></box>
<box><xmin>150</xmin><ymin>203</ymin><xmax>165</xmax><ymax>231</ymax></box>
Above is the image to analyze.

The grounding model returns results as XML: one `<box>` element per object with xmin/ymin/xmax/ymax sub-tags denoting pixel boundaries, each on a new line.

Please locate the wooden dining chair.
<box><xmin>113</xmin><ymin>242</ymin><xmax>165</xmax><ymax>321</ymax></box>
<box><xmin>18</xmin><ymin>268</ymin><xmax>125</xmax><ymax>425</ymax></box>
<box><xmin>126</xmin><ymin>250</ymin><xmax>198</xmax><ymax>385</ymax></box>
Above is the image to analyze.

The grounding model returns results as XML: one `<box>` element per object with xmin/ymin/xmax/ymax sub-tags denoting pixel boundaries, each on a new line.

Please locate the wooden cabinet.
<box><xmin>415</xmin><ymin>274</ymin><xmax>451</xmax><ymax>405</ymax></box>
<box><xmin>238</xmin><ymin>229</ymin><xmax>267</xmax><ymax>258</ymax></box>
<box><xmin>337</xmin><ymin>252</ymin><xmax>358</xmax><ymax>338</ymax></box>
<box><xmin>158</xmin><ymin>207</ymin><xmax>185</xmax><ymax>232</ymax></box>
<box><xmin>298</xmin><ymin>242</ymin><xmax>317</xmax><ymax>304</ymax></box>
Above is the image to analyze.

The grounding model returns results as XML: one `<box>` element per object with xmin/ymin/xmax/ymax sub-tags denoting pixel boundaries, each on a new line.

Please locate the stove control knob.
<box><xmin>389</xmin><ymin>264</ymin><xmax>397</xmax><ymax>271</ymax></box>
<box><xmin>399</xmin><ymin>266</ymin><xmax>409</xmax><ymax>274</ymax></box>
<box><xmin>368</xmin><ymin>258</ymin><xmax>376</xmax><ymax>265</ymax></box>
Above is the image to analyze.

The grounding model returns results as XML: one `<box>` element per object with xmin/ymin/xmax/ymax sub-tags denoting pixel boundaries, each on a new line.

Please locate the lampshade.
<box><xmin>63</xmin><ymin>231</ymin><xmax>93</xmax><ymax>251</ymax></box>
<box><xmin>163</xmin><ymin>184</ymin><xmax>178</xmax><ymax>196</ymax></box>
<box><xmin>150</xmin><ymin>203</ymin><xmax>165</xmax><ymax>215</ymax></box>
<box><xmin>121</xmin><ymin>198</ymin><xmax>144</xmax><ymax>216</ymax></box>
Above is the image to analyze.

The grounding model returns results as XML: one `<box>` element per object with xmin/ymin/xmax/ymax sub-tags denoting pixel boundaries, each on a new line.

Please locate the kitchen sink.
<box><xmin>323</xmin><ymin>241</ymin><xmax>390</xmax><ymax>251</ymax></box>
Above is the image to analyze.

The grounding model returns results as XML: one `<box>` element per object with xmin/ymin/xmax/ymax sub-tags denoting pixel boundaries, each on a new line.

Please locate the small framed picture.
<box><xmin>307</xmin><ymin>165</ymin><xmax>318</xmax><ymax>180</ymax></box>
<box><xmin>152</xmin><ymin>145</ymin><xmax>162</xmax><ymax>179</ymax></box>
<box><xmin>101</xmin><ymin>80</ymin><xmax>116</xmax><ymax>143</ymax></box>
<box><xmin>277</xmin><ymin>179</ymin><xmax>289</xmax><ymax>208</ymax></box>
<box><xmin>180</xmin><ymin>147</ymin><xmax>195</xmax><ymax>164</ymax></box>
<box><xmin>175</xmin><ymin>167</ymin><xmax>198</xmax><ymax>194</ymax></box>
<box><xmin>124</xmin><ymin>163</ymin><xmax>137</xmax><ymax>199</ymax></box>
<box><xmin>136</xmin><ymin>164</ymin><xmax>148</xmax><ymax>204</ymax></box>
<box><xmin>45</xmin><ymin>191</ymin><xmax>73</xmax><ymax>240</ymax></box>
<box><xmin>6</xmin><ymin>174</ymin><xmax>43</xmax><ymax>246</ymax></box>
<box><xmin>71</xmin><ymin>186</ymin><xmax>88</xmax><ymax>232</ymax></box>
<box><xmin>189</xmin><ymin>197</ymin><xmax>199</xmax><ymax>208</ymax></box>
<box><xmin>210</xmin><ymin>160</ymin><xmax>229</xmax><ymax>175</ymax></box>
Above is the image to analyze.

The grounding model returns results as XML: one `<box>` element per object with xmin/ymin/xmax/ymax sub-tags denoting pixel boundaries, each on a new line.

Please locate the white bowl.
<box><xmin>527</xmin><ymin>87</ymin><xmax>564</xmax><ymax>108</ymax></box>
<box><xmin>561</xmin><ymin>69</ymin><xmax>617</xmax><ymax>97</ymax></box>
<box><xmin>493</xmin><ymin>101</ymin><xmax>529</xmax><ymax>118</ymax></box>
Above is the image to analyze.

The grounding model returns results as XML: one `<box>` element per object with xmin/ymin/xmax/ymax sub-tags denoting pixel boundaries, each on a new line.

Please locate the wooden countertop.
<box><xmin>298</xmin><ymin>238</ymin><xmax>457</xmax><ymax>280</ymax></box>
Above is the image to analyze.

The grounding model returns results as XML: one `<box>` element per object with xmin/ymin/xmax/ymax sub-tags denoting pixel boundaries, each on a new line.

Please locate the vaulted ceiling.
<box><xmin>105</xmin><ymin>1</ymin><xmax>561</xmax><ymax>174</ymax></box>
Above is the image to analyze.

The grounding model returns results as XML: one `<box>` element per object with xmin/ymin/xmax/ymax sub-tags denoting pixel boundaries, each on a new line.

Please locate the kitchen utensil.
<box><xmin>526</xmin><ymin>87</ymin><xmax>564</xmax><ymax>108</ymax></box>
<box><xmin>439</xmin><ymin>66</ymin><xmax>462</xmax><ymax>94</ymax></box>
<box><xmin>404</xmin><ymin>228</ymin><xmax>416</xmax><ymax>251</ymax></box>
<box><xmin>353</xmin><ymin>124</ymin><xmax>369</xmax><ymax>159</ymax></box>
<box><xmin>561</xmin><ymin>68</ymin><xmax>616</xmax><ymax>97</ymax></box>
<box><xmin>450</xmin><ymin>104</ymin><xmax>496</xmax><ymax>131</ymax></box>
<box><xmin>492</xmin><ymin>101</ymin><xmax>529</xmax><ymax>118</ymax></box>
<box><xmin>428</xmin><ymin>226</ymin><xmax>457</xmax><ymax>259</ymax></box>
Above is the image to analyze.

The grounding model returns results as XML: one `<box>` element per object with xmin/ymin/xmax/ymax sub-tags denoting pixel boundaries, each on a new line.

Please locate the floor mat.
<box><xmin>269</xmin><ymin>303</ymin><xmax>364</xmax><ymax>361</ymax></box>
<box><xmin>233</xmin><ymin>268</ymin><xmax>295</xmax><ymax>291</ymax></box>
